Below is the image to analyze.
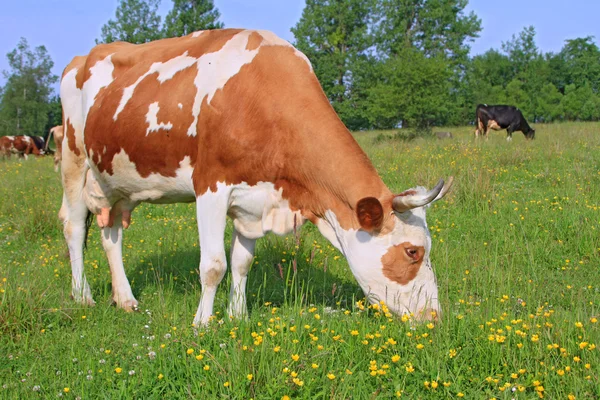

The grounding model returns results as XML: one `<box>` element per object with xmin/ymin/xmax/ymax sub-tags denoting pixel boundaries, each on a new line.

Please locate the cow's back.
<box><xmin>77</xmin><ymin>29</ymin><xmax>318</xmax><ymax>206</ymax></box>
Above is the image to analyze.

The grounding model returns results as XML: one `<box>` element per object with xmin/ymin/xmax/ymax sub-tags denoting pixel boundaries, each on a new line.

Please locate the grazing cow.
<box><xmin>475</xmin><ymin>104</ymin><xmax>535</xmax><ymax>141</ymax></box>
<box><xmin>0</xmin><ymin>135</ymin><xmax>45</xmax><ymax>159</ymax></box>
<box><xmin>46</xmin><ymin>125</ymin><xmax>64</xmax><ymax>171</ymax></box>
<box><xmin>60</xmin><ymin>29</ymin><xmax>453</xmax><ymax>326</ymax></box>
<box><xmin>31</xmin><ymin>134</ymin><xmax>49</xmax><ymax>154</ymax></box>
<box><xmin>0</xmin><ymin>136</ymin><xmax>15</xmax><ymax>158</ymax></box>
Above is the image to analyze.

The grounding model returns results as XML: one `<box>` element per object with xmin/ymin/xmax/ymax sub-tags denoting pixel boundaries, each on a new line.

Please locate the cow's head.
<box><xmin>323</xmin><ymin>178</ymin><xmax>453</xmax><ymax>322</ymax></box>
<box><xmin>525</xmin><ymin>128</ymin><xmax>535</xmax><ymax>140</ymax></box>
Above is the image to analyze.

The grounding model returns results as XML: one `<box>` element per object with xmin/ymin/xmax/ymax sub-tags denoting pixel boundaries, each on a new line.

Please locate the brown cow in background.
<box><xmin>0</xmin><ymin>135</ymin><xmax>45</xmax><ymax>159</ymax></box>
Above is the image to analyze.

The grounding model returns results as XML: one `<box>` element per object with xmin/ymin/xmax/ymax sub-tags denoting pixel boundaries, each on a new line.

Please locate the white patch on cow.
<box><xmin>82</xmin><ymin>55</ymin><xmax>115</xmax><ymax>129</ymax></box>
<box><xmin>60</xmin><ymin>68</ymin><xmax>85</xmax><ymax>146</ymax></box>
<box><xmin>192</xmin><ymin>31</ymin><xmax>205</xmax><ymax>38</ymax></box>
<box><xmin>178</xmin><ymin>103</ymin><xmax>183</xmax><ymax>109</ymax></box>
<box><xmin>93</xmin><ymin>150</ymin><xmax>195</xmax><ymax>204</ymax></box>
<box><xmin>256</xmin><ymin>30</ymin><xmax>313</xmax><ymax>71</ymax></box>
<box><xmin>6</xmin><ymin>136</ymin><xmax>14</xmax><ymax>141</ymax></box>
<box><xmin>113</xmin><ymin>52</ymin><xmax>197</xmax><ymax>121</ymax></box>
<box><xmin>193</xmin><ymin>180</ymin><xmax>304</xmax><ymax>326</ymax></box>
<box><xmin>23</xmin><ymin>136</ymin><xmax>32</xmax><ymax>144</ymax></box>
<box><xmin>145</xmin><ymin>102</ymin><xmax>173</xmax><ymax>135</ymax></box>
<box><xmin>227</xmin><ymin>181</ymin><xmax>305</xmax><ymax>239</ymax></box>
<box><xmin>186</xmin><ymin>31</ymin><xmax>261</xmax><ymax>136</ymax></box>
<box><xmin>315</xmin><ymin>207</ymin><xmax>439</xmax><ymax>318</ymax></box>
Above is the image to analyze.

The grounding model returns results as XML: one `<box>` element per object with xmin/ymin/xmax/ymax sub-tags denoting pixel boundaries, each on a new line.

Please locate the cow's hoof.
<box><xmin>114</xmin><ymin>298</ymin><xmax>139</xmax><ymax>312</ymax></box>
<box><xmin>72</xmin><ymin>294</ymin><xmax>96</xmax><ymax>307</ymax></box>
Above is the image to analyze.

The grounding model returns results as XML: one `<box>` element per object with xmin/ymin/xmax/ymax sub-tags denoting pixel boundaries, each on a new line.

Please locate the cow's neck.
<box><xmin>280</xmin><ymin>105</ymin><xmax>392</xmax><ymax>233</ymax></box>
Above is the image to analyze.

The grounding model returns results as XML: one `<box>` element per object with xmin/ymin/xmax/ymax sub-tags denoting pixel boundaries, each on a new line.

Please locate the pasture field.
<box><xmin>1</xmin><ymin>123</ymin><xmax>599</xmax><ymax>399</ymax></box>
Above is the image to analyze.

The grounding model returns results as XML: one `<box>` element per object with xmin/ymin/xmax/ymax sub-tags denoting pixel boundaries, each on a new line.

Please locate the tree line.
<box><xmin>1</xmin><ymin>0</ymin><xmax>599</xmax><ymax>136</ymax></box>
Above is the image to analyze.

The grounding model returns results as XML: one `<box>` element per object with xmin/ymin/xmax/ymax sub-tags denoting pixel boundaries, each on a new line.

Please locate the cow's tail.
<box><xmin>45</xmin><ymin>128</ymin><xmax>54</xmax><ymax>152</ymax></box>
<box><xmin>83</xmin><ymin>208</ymin><xmax>93</xmax><ymax>250</ymax></box>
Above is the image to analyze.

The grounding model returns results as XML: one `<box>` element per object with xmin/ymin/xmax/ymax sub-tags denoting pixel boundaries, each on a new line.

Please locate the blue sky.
<box><xmin>0</xmin><ymin>0</ymin><xmax>598</xmax><ymax>90</ymax></box>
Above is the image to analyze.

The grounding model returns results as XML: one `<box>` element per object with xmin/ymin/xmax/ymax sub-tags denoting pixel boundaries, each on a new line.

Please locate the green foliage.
<box><xmin>372</xmin><ymin>0</ymin><xmax>481</xmax><ymax>62</ymax></box>
<box><xmin>0</xmin><ymin>38</ymin><xmax>58</xmax><ymax>136</ymax></box>
<box><xmin>537</xmin><ymin>83</ymin><xmax>563</xmax><ymax>122</ymax></box>
<box><xmin>559</xmin><ymin>37</ymin><xmax>600</xmax><ymax>92</ymax></box>
<box><xmin>97</xmin><ymin>0</ymin><xmax>162</xmax><ymax>44</ymax></box>
<box><xmin>293</xmin><ymin>0</ymin><xmax>480</xmax><ymax>130</ymax></box>
<box><xmin>292</xmin><ymin>0</ymin><xmax>375</xmax><ymax>130</ymax></box>
<box><xmin>560</xmin><ymin>84</ymin><xmax>600</xmax><ymax>121</ymax></box>
<box><xmin>45</xmin><ymin>96</ymin><xmax>62</xmax><ymax>131</ymax></box>
<box><xmin>365</xmin><ymin>48</ymin><xmax>450</xmax><ymax>129</ymax></box>
<box><xmin>163</xmin><ymin>0</ymin><xmax>223</xmax><ymax>38</ymax></box>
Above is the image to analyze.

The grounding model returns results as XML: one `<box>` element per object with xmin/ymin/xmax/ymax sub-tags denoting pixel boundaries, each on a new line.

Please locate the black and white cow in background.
<box><xmin>475</xmin><ymin>104</ymin><xmax>535</xmax><ymax>141</ymax></box>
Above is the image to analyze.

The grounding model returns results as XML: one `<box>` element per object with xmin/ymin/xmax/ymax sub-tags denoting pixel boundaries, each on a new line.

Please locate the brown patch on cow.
<box><xmin>85</xmin><ymin>54</ymin><xmax>199</xmax><ymax>177</ymax></box>
<box><xmin>381</xmin><ymin>242</ymin><xmax>425</xmax><ymax>285</ymax></box>
<box><xmin>61</xmin><ymin>55</ymin><xmax>88</xmax><ymax>90</ymax></box>
<box><xmin>202</xmin><ymin>258</ymin><xmax>226</xmax><ymax>286</ymax></box>
<box><xmin>246</xmin><ymin>31</ymin><xmax>263</xmax><ymax>50</ymax></box>
<box><xmin>65</xmin><ymin>119</ymin><xmax>81</xmax><ymax>157</ymax></box>
<box><xmin>487</xmin><ymin>119</ymin><xmax>501</xmax><ymax>131</ymax></box>
<box><xmin>73</xmin><ymin>56</ymin><xmax>88</xmax><ymax>89</ymax></box>
<box><xmin>356</xmin><ymin>197</ymin><xmax>384</xmax><ymax>231</ymax></box>
<box><xmin>0</xmin><ymin>137</ymin><xmax>14</xmax><ymax>158</ymax></box>
<box><xmin>397</xmin><ymin>189</ymin><xmax>417</xmax><ymax>197</ymax></box>
<box><xmin>82</xmin><ymin>30</ymin><xmax>249</xmax><ymax>179</ymax></box>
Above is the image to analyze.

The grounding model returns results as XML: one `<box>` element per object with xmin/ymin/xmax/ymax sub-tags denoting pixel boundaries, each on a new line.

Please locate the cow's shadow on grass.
<box><xmin>126</xmin><ymin>230</ymin><xmax>363</xmax><ymax>313</ymax></box>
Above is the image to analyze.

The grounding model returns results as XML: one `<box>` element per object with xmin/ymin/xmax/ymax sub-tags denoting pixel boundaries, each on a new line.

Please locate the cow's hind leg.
<box><xmin>101</xmin><ymin>212</ymin><xmax>138</xmax><ymax>311</ymax></box>
<box><xmin>228</xmin><ymin>229</ymin><xmax>256</xmax><ymax>319</ymax></box>
<box><xmin>64</xmin><ymin>200</ymin><xmax>95</xmax><ymax>305</ymax></box>
<box><xmin>193</xmin><ymin>185</ymin><xmax>232</xmax><ymax>327</ymax></box>
<box><xmin>475</xmin><ymin>118</ymin><xmax>483</xmax><ymax>139</ymax></box>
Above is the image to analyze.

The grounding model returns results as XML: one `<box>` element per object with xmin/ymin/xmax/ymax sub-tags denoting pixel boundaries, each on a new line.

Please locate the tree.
<box><xmin>372</xmin><ymin>0</ymin><xmax>481</xmax><ymax>62</ymax></box>
<box><xmin>98</xmin><ymin>0</ymin><xmax>162</xmax><ymax>44</ymax></box>
<box><xmin>46</xmin><ymin>95</ymin><xmax>62</xmax><ymax>130</ymax></box>
<box><xmin>365</xmin><ymin>48</ymin><xmax>451</xmax><ymax>129</ymax></box>
<box><xmin>502</xmin><ymin>26</ymin><xmax>539</xmax><ymax>77</ymax></box>
<box><xmin>292</xmin><ymin>0</ymin><xmax>376</xmax><ymax>129</ymax></box>
<box><xmin>371</xmin><ymin>0</ymin><xmax>481</xmax><ymax>128</ymax></box>
<box><xmin>536</xmin><ymin>83</ymin><xmax>563</xmax><ymax>122</ymax></box>
<box><xmin>163</xmin><ymin>0</ymin><xmax>223</xmax><ymax>38</ymax></box>
<box><xmin>559</xmin><ymin>37</ymin><xmax>600</xmax><ymax>92</ymax></box>
<box><xmin>0</xmin><ymin>38</ymin><xmax>58</xmax><ymax>136</ymax></box>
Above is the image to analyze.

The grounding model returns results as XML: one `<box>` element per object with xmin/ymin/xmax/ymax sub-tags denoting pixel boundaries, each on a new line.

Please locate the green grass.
<box><xmin>0</xmin><ymin>123</ymin><xmax>599</xmax><ymax>399</ymax></box>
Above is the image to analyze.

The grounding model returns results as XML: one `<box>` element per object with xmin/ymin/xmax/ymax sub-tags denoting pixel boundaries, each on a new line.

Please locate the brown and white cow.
<box><xmin>60</xmin><ymin>29</ymin><xmax>453</xmax><ymax>326</ymax></box>
<box><xmin>0</xmin><ymin>135</ymin><xmax>45</xmax><ymax>159</ymax></box>
<box><xmin>46</xmin><ymin>125</ymin><xmax>64</xmax><ymax>171</ymax></box>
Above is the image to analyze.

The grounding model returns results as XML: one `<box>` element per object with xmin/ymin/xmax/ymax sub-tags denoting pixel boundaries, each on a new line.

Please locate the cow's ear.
<box><xmin>356</xmin><ymin>197</ymin><xmax>384</xmax><ymax>232</ymax></box>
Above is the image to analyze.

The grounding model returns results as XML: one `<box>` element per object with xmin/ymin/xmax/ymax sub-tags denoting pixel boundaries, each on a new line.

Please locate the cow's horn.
<box><xmin>392</xmin><ymin>177</ymin><xmax>454</xmax><ymax>213</ymax></box>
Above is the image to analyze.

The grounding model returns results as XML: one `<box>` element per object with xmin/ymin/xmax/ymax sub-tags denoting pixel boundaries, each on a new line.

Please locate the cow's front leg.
<box><xmin>193</xmin><ymin>185</ymin><xmax>232</xmax><ymax>327</ymax></box>
<box><xmin>101</xmin><ymin>214</ymin><xmax>138</xmax><ymax>311</ymax></box>
<box><xmin>227</xmin><ymin>229</ymin><xmax>256</xmax><ymax>320</ymax></box>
